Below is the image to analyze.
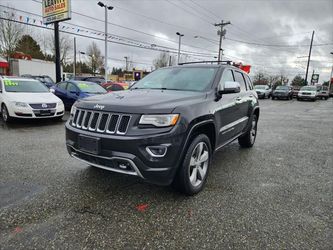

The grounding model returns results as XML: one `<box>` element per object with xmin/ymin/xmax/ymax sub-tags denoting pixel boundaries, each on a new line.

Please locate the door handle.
<box><xmin>249</xmin><ymin>95</ymin><xmax>254</xmax><ymax>98</ymax></box>
<box><xmin>235</xmin><ymin>97</ymin><xmax>242</xmax><ymax>101</ymax></box>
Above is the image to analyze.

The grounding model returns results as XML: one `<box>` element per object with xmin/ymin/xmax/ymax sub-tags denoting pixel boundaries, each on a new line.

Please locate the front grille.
<box><xmin>301</xmin><ymin>92</ymin><xmax>311</xmax><ymax>95</ymax></box>
<box><xmin>29</xmin><ymin>103</ymin><xmax>56</xmax><ymax>109</ymax></box>
<box><xmin>72</xmin><ymin>109</ymin><xmax>131</xmax><ymax>135</ymax></box>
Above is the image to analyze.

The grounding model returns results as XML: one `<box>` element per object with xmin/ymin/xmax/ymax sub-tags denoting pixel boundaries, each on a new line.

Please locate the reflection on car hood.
<box><xmin>76</xmin><ymin>89</ymin><xmax>206</xmax><ymax>113</ymax></box>
<box><xmin>6</xmin><ymin>92</ymin><xmax>61</xmax><ymax>103</ymax></box>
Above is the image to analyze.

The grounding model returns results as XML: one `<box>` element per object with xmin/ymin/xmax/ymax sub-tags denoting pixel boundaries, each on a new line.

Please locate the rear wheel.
<box><xmin>238</xmin><ymin>114</ymin><xmax>258</xmax><ymax>148</ymax></box>
<box><xmin>1</xmin><ymin>104</ymin><xmax>12</xmax><ymax>123</ymax></box>
<box><xmin>173</xmin><ymin>134</ymin><xmax>211</xmax><ymax>195</ymax></box>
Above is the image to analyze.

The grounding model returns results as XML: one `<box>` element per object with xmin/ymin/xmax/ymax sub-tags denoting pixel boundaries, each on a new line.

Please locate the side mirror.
<box><xmin>50</xmin><ymin>88</ymin><xmax>55</xmax><ymax>93</ymax></box>
<box><xmin>219</xmin><ymin>81</ymin><xmax>241</xmax><ymax>94</ymax></box>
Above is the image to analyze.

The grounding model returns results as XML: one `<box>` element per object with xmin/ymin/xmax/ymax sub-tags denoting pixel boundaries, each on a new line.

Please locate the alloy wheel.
<box><xmin>2</xmin><ymin>106</ymin><xmax>8</xmax><ymax>122</ymax></box>
<box><xmin>188</xmin><ymin>142</ymin><xmax>209</xmax><ymax>187</ymax></box>
<box><xmin>250</xmin><ymin>118</ymin><xmax>257</xmax><ymax>144</ymax></box>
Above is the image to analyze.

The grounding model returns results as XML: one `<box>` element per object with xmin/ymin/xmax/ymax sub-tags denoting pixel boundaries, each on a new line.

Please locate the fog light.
<box><xmin>117</xmin><ymin>161</ymin><xmax>131</xmax><ymax>170</ymax></box>
<box><xmin>146</xmin><ymin>145</ymin><xmax>168</xmax><ymax>157</ymax></box>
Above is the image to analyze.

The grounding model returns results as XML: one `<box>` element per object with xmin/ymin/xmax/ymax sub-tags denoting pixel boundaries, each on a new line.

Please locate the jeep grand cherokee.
<box><xmin>65</xmin><ymin>63</ymin><xmax>259</xmax><ymax>195</ymax></box>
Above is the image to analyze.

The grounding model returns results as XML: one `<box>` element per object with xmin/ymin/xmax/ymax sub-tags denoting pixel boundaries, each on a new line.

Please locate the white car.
<box><xmin>0</xmin><ymin>76</ymin><xmax>64</xmax><ymax>122</ymax></box>
<box><xmin>297</xmin><ymin>86</ymin><xmax>318</xmax><ymax>102</ymax></box>
<box><xmin>254</xmin><ymin>85</ymin><xmax>272</xmax><ymax>99</ymax></box>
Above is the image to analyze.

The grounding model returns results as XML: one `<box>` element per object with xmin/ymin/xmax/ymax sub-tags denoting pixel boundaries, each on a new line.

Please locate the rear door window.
<box><xmin>244</xmin><ymin>75</ymin><xmax>253</xmax><ymax>90</ymax></box>
<box><xmin>233</xmin><ymin>71</ymin><xmax>247</xmax><ymax>92</ymax></box>
<box><xmin>58</xmin><ymin>82</ymin><xmax>67</xmax><ymax>90</ymax></box>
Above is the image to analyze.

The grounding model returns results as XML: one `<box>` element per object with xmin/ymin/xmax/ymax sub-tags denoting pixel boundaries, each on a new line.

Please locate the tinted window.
<box><xmin>133</xmin><ymin>67</ymin><xmax>218</xmax><ymax>92</ymax></box>
<box><xmin>110</xmin><ymin>84</ymin><xmax>124</xmax><ymax>91</ymax></box>
<box><xmin>0</xmin><ymin>80</ymin><xmax>2</xmax><ymax>91</ymax></box>
<box><xmin>219</xmin><ymin>69</ymin><xmax>234</xmax><ymax>87</ymax></box>
<box><xmin>245</xmin><ymin>75</ymin><xmax>253</xmax><ymax>90</ymax></box>
<box><xmin>58</xmin><ymin>82</ymin><xmax>67</xmax><ymax>90</ymax></box>
<box><xmin>67</xmin><ymin>83</ymin><xmax>78</xmax><ymax>92</ymax></box>
<box><xmin>234</xmin><ymin>71</ymin><xmax>247</xmax><ymax>92</ymax></box>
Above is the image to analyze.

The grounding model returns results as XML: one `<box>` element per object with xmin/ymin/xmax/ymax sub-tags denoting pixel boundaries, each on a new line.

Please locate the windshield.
<box><xmin>300</xmin><ymin>86</ymin><xmax>316</xmax><ymax>91</ymax></box>
<box><xmin>276</xmin><ymin>86</ymin><xmax>288</xmax><ymax>90</ymax></box>
<box><xmin>132</xmin><ymin>67</ymin><xmax>218</xmax><ymax>91</ymax></box>
<box><xmin>254</xmin><ymin>85</ymin><xmax>266</xmax><ymax>90</ymax></box>
<box><xmin>76</xmin><ymin>82</ymin><xmax>107</xmax><ymax>94</ymax></box>
<box><xmin>3</xmin><ymin>79</ymin><xmax>49</xmax><ymax>93</ymax></box>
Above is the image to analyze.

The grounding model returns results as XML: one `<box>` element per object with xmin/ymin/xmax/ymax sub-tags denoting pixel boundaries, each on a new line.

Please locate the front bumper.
<box><xmin>8</xmin><ymin>104</ymin><xmax>65</xmax><ymax>118</ymax></box>
<box><xmin>297</xmin><ymin>95</ymin><xmax>316</xmax><ymax>100</ymax></box>
<box><xmin>65</xmin><ymin>122</ymin><xmax>186</xmax><ymax>185</ymax></box>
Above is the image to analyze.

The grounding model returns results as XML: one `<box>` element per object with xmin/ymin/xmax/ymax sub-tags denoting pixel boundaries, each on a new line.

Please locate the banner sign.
<box><xmin>42</xmin><ymin>0</ymin><xmax>71</xmax><ymax>24</ymax></box>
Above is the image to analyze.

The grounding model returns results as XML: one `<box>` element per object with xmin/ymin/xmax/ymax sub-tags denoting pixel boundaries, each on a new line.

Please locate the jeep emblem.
<box><xmin>94</xmin><ymin>104</ymin><xmax>105</xmax><ymax>110</ymax></box>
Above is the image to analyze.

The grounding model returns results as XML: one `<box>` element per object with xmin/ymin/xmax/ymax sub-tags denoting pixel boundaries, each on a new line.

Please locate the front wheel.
<box><xmin>1</xmin><ymin>104</ymin><xmax>12</xmax><ymax>123</ymax></box>
<box><xmin>238</xmin><ymin>114</ymin><xmax>258</xmax><ymax>148</ymax></box>
<box><xmin>173</xmin><ymin>134</ymin><xmax>211</xmax><ymax>195</ymax></box>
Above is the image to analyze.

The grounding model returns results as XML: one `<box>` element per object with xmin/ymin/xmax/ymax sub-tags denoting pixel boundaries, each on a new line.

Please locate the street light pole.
<box><xmin>98</xmin><ymin>2</ymin><xmax>113</xmax><ymax>81</ymax></box>
<box><xmin>176</xmin><ymin>32</ymin><xmax>184</xmax><ymax>65</ymax></box>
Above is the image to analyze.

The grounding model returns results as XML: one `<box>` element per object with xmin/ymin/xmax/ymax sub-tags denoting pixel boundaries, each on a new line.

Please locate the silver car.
<box><xmin>297</xmin><ymin>86</ymin><xmax>318</xmax><ymax>101</ymax></box>
<box><xmin>254</xmin><ymin>85</ymin><xmax>272</xmax><ymax>99</ymax></box>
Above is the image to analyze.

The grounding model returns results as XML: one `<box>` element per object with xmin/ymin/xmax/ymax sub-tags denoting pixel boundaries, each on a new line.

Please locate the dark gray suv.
<box><xmin>65</xmin><ymin>62</ymin><xmax>260</xmax><ymax>195</ymax></box>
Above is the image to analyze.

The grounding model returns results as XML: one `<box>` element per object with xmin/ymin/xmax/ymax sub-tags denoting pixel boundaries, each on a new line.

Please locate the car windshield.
<box><xmin>132</xmin><ymin>67</ymin><xmax>218</xmax><ymax>91</ymax></box>
<box><xmin>300</xmin><ymin>86</ymin><xmax>316</xmax><ymax>91</ymax></box>
<box><xmin>3</xmin><ymin>79</ymin><xmax>49</xmax><ymax>93</ymax></box>
<box><xmin>276</xmin><ymin>86</ymin><xmax>288</xmax><ymax>90</ymax></box>
<box><xmin>76</xmin><ymin>81</ymin><xmax>107</xmax><ymax>94</ymax></box>
<box><xmin>254</xmin><ymin>85</ymin><xmax>266</xmax><ymax>90</ymax></box>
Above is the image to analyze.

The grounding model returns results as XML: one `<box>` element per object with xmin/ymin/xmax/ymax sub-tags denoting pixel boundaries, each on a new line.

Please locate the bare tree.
<box><xmin>86</xmin><ymin>42</ymin><xmax>103</xmax><ymax>75</ymax></box>
<box><xmin>153</xmin><ymin>52</ymin><xmax>175</xmax><ymax>69</ymax></box>
<box><xmin>47</xmin><ymin>33</ymin><xmax>72</xmax><ymax>64</ymax></box>
<box><xmin>0</xmin><ymin>11</ymin><xmax>24</xmax><ymax>60</ymax></box>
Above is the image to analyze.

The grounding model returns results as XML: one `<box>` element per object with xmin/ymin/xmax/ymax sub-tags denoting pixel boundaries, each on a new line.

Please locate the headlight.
<box><xmin>15</xmin><ymin>102</ymin><xmax>28</xmax><ymax>107</ymax></box>
<box><xmin>311</xmin><ymin>92</ymin><xmax>316</xmax><ymax>96</ymax></box>
<box><xmin>70</xmin><ymin>102</ymin><xmax>77</xmax><ymax>117</ymax></box>
<box><xmin>139</xmin><ymin>114</ymin><xmax>179</xmax><ymax>127</ymax></box>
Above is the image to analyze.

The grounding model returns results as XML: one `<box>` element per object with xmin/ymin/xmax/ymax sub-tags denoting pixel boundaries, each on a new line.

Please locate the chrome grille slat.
<box><xmin>71</xmin><ymin>109</ymin><xmax>131</xmax><ymax>135</ymax></box>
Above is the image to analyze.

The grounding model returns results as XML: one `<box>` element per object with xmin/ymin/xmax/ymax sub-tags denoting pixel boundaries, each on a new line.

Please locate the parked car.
<box><xmin>51</xmin><ymin>80</ymin><xmax>107</xmax><ymax>109</ymax></box>
<box><xmin>254</xmin><ymin>85</ymin><xmax>271</xmax><ymax>99</ymax></box>
<box><xmin>0</xmin><ymin>76</ymin><xmax>64</xmax><ymax>122</ymax></box>
<box><xmin>317</xmin><ymin>86</ymin><xmax>329</xmax><ymax>100</ymax></box>
<box><xmin>73</xmin><ymin>76</ymin><xmax>105</xmax><ymax>85</ymax></box>
<box><xmin>65</xmin><ymin>63</ymin><xmax>260</xmax><ymax>195</ymax></box>
<box><xmin>102</xmin><ymin>81</ymin><xmax>129</xmax><ymax>92</ymax></box>
<box><xmin>271</xmin><ymin>85</ymin><xmax>293</xmax><ymax>100</ymax></box>
<box><xmin>297</xmin><ymin>86</ymin><xmax>318</xmax><ymax>101</ymax></box>
<box><xmin>21</xmin><ymin>74</ymin><xmax>55</xmax><ymax>88</ymax></box>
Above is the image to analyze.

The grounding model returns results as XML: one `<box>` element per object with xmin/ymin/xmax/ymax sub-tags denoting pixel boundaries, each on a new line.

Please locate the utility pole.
<box><xmin>176</xmin><ymin>32</ymin><xmax>184</xmax><ymax>64</ymax></box>
<box><xmin>73</xmin><ymin>37</ymin><xmax>76</xmax><ymax>77</ymax></box>
<box><xmin>98</xmin><ymin>2</ymin><xmax>113</xmax><ymax>81</ymax></box>
<box><xmin>214</xmin><ymin>20</ymin><xmax>230</xmax><ymax>63</ymax></box>
<box><xmin>54</xmin><ymin>22</ymin><xmax>61</xmax><ymax>83</ymax></box>
<box><xmin>305</xmin><ymin>30</ymin><xmax>314</xmax><ymax>85</ymax></box>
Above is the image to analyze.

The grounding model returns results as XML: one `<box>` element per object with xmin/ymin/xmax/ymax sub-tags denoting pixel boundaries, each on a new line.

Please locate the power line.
<box><xmin>188</xmin><ymin>0</ymin><xmax>220</xmax><ymax>19</ymax></box>
<box><xmin>0</xmin><ymin>16</ymin><xmax>217</xmax><ymax>59</ymax></box>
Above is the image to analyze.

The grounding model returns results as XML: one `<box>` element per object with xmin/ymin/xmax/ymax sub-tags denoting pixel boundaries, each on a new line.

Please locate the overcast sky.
<box><xmin>2</xmin><ymin>0</ymin><xmax>333</xmax><ymax>82</ymax></box>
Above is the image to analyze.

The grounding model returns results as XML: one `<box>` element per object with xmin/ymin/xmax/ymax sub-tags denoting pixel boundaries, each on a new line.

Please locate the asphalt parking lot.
<box><xmin>0</xmin><ymin>98</ymin><xmax>332</xmax><ymax>249</ymax></box>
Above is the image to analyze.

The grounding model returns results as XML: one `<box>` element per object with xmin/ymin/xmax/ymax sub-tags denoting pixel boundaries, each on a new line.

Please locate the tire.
<box><xmin>1</xmin><ymin>104</ymin><xmax>12</xmax><ymax>123</ymax></box>
<box><xmin>238</xmin><ymin>114</ymin><xmax>258</xmax><ymax>148</ymax></box>
<box><xmin>325</xmin><ymin>97</ymin><xmax>328</xmax><ymax>100</ymax></box>
<box><xmin>289</xmin><ymin>95</ymin><xmax>293</xmax><ymax>100</ymax></box>
<box><xmin>272</xmin><ymin>96</ymin><xmax>275</xmax><ymax>100</ymax></box>
<box><xmin>173</xmin><ymin>134</ymin><xmax>212</xmax><ymax>195</ymax></box>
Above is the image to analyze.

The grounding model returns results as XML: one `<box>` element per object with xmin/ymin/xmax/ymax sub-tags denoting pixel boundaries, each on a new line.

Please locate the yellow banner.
<box><xmin>42</xmin><ymin>0</ymin><xmax>71</xmax><ymax>24</ymax></box>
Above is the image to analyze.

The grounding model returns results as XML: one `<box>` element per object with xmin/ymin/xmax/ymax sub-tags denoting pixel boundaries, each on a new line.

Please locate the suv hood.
<box><xmin>75</xmin><ymin>89</ymin><xmax>206</xmax><ymax>113</ymax></box>
<box><xmin>6</xmin><ymin>92</ymin><xmax>61</xmax><ymax>103</ymax></box>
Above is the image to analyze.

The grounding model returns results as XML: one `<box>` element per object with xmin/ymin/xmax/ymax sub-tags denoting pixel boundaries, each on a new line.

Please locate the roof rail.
<box><xmin>178</xmin><ymin>60</ymin><xmax>233</xmax><ymax>65</ymax></box>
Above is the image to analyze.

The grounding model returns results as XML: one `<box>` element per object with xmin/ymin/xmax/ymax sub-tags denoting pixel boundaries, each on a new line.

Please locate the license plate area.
<box><xmin>78</xmin><ymin>135</ymin><xmax>100</xmax><ymax>154</ymax></box>
<box><xmin>39</xmin><ymin>110</ymin><xmax>51</xmax><ymax>116</ymax></box>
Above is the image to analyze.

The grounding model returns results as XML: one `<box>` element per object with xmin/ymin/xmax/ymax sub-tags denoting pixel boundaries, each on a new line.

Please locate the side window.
<box><xmin>234</xmin><ymin>71</ymin><xmax>247</xmax><ymax>92</ymax></box>
<box><xmin>110</xmin><ymin>84</ymin><xmax>124</xmax><ymax>91</ymax></box>
<box><xmin>0</xmin><ymin>80</ymin><xmax>2</xmax><ymax>92</ymax></box>
<box><xmin>58</xmin><ymin>82</ymin><xmax>67</xmax><ymax>90</ymax></box>
<box><xmin>245</xmin><ymin>75</ymin><xmax>253</xmax><ymax>90</ymax></box>
<box><xmin>219</xmin><ymin>69</ymin><xmax>234</xmax><ymax>87</ymax></box>
<box><xmin>67</xmin><ymin>83</ymin><xmax>78</xmax><ymax>93</ymax></box>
